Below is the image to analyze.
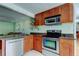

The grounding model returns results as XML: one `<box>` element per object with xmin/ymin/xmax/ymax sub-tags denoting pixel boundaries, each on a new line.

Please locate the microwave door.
<box><xmin>45</xmin><ymin>18</ymin><xmax>56</xmax><ymax>25</ymax></box>
<box><xmin>45</xmin><ymin>15</ymin><xmax>61</xmax><ymax>25</ymax></box>
<box><xmin>56</xmin><ymin>17</ymin><xmax>60</xmax><ymax>22</ymax></box>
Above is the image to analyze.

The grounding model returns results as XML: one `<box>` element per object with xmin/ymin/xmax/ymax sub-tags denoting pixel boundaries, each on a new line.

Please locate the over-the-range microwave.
<box><xmin>45</xmin><ymin>15</ymin><xmax>61</xmax><ymax>25</ymax></box>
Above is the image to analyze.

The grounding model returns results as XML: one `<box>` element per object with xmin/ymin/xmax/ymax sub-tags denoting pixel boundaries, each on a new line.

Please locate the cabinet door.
<box><xmin>39</xmin><ymin>13</ymin><xmax>45</xmax><ymax>25</ymax></box>
<box><xmin>59</xmin><ymin>39</ymin><xmax>70</xmax><ymax>56</ymax></box>
<box><xmin>43</xmin><ymin>10</ymin><xmax>51</xmax><ymax>18</ymax></box>
<box><xmin>60</xmin><ymin>46</ymin><xmax>70</xmax><ymax>56</ymax></box>
<box><xmin>37</xmin><ymin>36</ymin><xmax>42</xmax><ymax>52</ymax></box>
<box><xmin>60</xmin><ymin>3</ymin><xmax>73</xmax><ymax>23</ymax></box>
<box><xmin>24</xmin><ymin>35</ymin><xmax>33</xmax><ymax>53</ymax></box>
<box><xmin>50</xmin><ymin>6</ymin><xmax>61</xmax><ymax>16</ymax></box>
<box><xmin>59</xmin><ymin>38</ymin><xmax>74</xmax><ymax>56</ymax></box>
<box><xmin>34</xmin><ymin>13</ymin><xmax>44</xmax><ymax>26</ymax></box>
<box><xmin>24</xmin><ymin>36</ymin><xmax>27</xmax><ymax>53</ymax></box>
<box><xmin>33</xmin><ymin>35</ymin><xmax>37</xmax><ymax>50</ymax></box>
<box><xmin>68</xmin><ymin>39</ymin><xmax>74</xmax><ymax>56</ymax></box>
<box><xmin>33</xmin><ymin>35</ymin><xmax>42</xmax><ymax>52</ymax></box>
<box><xmin>34</xmin><ymin>15</ymin><xmax>39</xmax><ymax>26</ymax></box>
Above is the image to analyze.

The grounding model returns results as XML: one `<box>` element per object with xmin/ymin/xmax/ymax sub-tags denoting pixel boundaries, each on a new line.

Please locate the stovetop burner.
<box><xmin>43</xmin><ymin>30</ymin><xmax>61</xmax><ymax>38</ymax></box>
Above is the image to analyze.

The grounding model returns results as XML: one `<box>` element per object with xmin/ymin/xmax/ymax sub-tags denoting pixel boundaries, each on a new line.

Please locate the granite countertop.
<box><xmin>0</xmin><ymin>35</ymin><xmax>25</xmax><ymax>40</ymax></box>
<box><xmin>59</xmin><ymin>37</ymin><xmax>74</xmax><ymax>40</ymax></box>
<box><xmin>60</xmin><ymin>34</ymin><xmax>74</xmax><ymax>39</ymax></box>
<box><xmin>30</xmin><ymin>32</ymin><xmax>47</xmax><ymax>35</ymax></box>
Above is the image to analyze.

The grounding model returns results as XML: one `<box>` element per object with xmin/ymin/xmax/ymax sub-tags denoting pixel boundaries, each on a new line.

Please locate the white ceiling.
<box><xmin>15</xmin><ymin>3</ymin><xmax>63</xmax><ymax>15</ymax></box>
<box><xmin>0</xmin><ymin>5</ymin><xmax>32</xmax><ymax>22</ymax></box>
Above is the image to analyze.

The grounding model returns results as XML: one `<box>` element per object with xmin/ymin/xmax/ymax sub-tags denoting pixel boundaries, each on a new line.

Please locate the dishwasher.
<box><xmin>6</xmin><ymin>38</ymin><xmax>24</xmax><ymax>56</ymax></box>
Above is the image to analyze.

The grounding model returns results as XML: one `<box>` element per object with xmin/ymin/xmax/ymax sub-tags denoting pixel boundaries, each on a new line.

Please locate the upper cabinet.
<box><xmin>60</xmin><ymin>3</ymin><xmax>73</xmax><ymax>23</ymax></box>
<box><xmin>34</xmin><ymin>3</ymin><xmax>73</xmax><ymax>26</ymax></box>
<box><xmin>42</xmin><ymin>10</ymin><xmax>51</xmax><ymax>18</ymax></box>
<box><xmin>50</xmin><ymin>6</ymin><xmax>61</xmax><ymax>16</ymax></box>
<box><xmin>34</xmin><ymin>13</ymin><xmax>44</xmax><ymax>26</ymax></box>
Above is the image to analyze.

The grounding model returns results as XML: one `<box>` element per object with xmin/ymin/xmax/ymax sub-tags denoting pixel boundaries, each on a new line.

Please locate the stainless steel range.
<box><xmin>42</xmin><ymin>30</ymin><xmax>61</xmax><ymax>56</ymax></box>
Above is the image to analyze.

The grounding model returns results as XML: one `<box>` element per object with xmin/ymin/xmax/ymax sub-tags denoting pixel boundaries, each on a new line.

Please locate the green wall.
<box><xmin>0</xmin><ymin>17</ymin><xmax>34</xmax><ymax>35</ymax></box>
<box><xmin>0</xmin><ymin>21</ymin><xmax>15</xmax><ymax>34</ymax></box>
<box><xmin>15</xmin><ymin>17</ymin><xmax>34</xmax><ymax>34</ymax></box>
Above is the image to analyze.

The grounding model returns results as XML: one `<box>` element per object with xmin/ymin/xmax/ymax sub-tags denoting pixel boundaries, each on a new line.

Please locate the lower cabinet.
<box><xmin>59</xmin><ymin>38</ymin><xmax>74</xmax><ymax>56</ymax></box>
<box><xmin>33</xmin><ymin>35</ymin><xmax>42</xmax><ymax>53</ymax></box>
<box><xmin>24</xmin><ymin>35</ymin><xmax>33</xmax><ymax>53</ymax></box>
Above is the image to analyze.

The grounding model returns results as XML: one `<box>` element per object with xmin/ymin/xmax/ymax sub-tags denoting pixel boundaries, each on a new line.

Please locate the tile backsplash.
<box><xmin>32</xmin><ymin>23</ymin><xmax>74</xmax><ymax>34</ymax></box>
<box><xmin>61</xmin><ymin>23</ymin><xmax>74</xmax><ymax>34</ymax></box>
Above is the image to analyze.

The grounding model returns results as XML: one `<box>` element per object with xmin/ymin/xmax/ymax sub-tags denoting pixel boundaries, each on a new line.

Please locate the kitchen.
<box><xmin>0</xmin><ymin>3</ymin><xmax>78</xmax><ymax>56</ymax></box>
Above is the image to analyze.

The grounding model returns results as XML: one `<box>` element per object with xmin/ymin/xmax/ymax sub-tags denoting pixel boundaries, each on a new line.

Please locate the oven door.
<box><xmin>43</xmin><ymin>37</ymin><xmax>59</xmax><ymax>54</ymax></box>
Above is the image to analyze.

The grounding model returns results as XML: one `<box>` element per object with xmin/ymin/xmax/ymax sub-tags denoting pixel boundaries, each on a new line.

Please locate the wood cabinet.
<box><xmin>24</xmin><ymin>35</ymin><xmax>33</xmax><ymax>53</ymax></box>
<box><xmin>33</xmin><ymin>35</ymin><xmax>42</xmax><ymax>53</ymax></box>
<box><xmin>60</xmin><ymin>3</ymin><xmax>73</xmax><ymax>23</ymax></box>
<box><xmin>34</xmin><ymin>13</ymin><xmax>44</xmax><ymax>26</ymax></box>
<box><xmin>50</xmin><ymin>6</ymin><xmax>61</xmax><ymax>16</ymax></box>
<box><xmin>42</xmin><ymin>10</ymin><xmax>51</xmax><ymax>18</ymax></box>
<box><xmin>59</xmin><ymin>37</ymin><xmax>74</xmax><ymax>56</ymax></box>
<box><xmin>34</xmin><ymin>3</ymin><xmax>73</xmax><ymax>26</ymax></box>
<box><xmin>34</xmin><ymin>14</ymin><xmax>40</xmax><ymax>26</ymax></box>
